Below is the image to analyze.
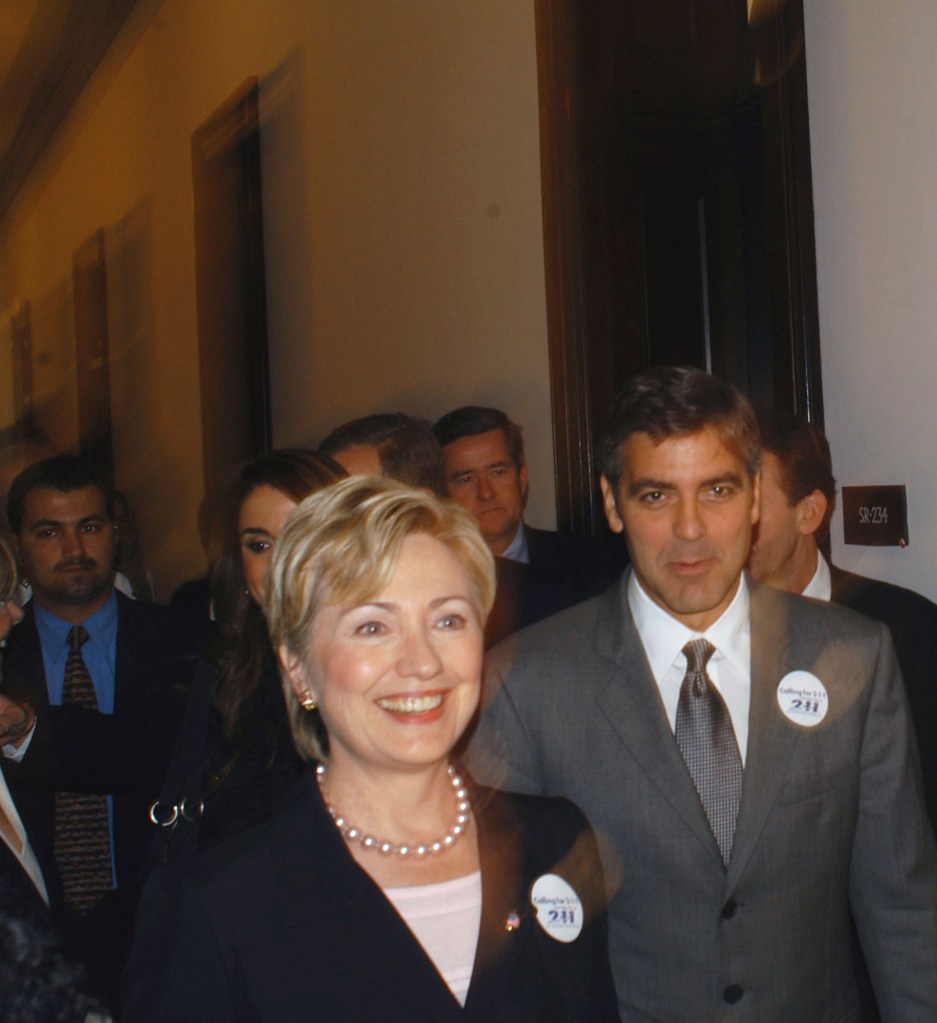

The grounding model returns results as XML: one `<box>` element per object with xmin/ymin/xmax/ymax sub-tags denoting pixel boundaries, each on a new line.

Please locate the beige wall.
<box><xmin>0</xmin><ymin>0</ymin><xmax>552</xmax><ymax>597</ymax></box>
<box><xmin>805</xmin><ymin>0</ymin><xmax>937</xmax><ymax>602</ymax></box>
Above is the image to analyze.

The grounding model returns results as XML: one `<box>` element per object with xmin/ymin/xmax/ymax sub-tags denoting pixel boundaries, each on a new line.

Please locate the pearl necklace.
<box><xmin>315</xmin><ymin>763</ymin><xmax>471</xmax><ymax>858</ymax></box>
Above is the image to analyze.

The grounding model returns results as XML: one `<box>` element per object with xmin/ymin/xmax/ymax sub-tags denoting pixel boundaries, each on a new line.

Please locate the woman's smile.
<box><xmin>376</xmin><ymin>691</ymin><xmax>446</xmax><ymax>716</ymax></box>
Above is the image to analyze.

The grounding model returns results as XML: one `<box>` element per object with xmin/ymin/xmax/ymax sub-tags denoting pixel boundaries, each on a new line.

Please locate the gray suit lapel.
<box><xmin>592</xmin><ymin>580</ymin><xmax>724</xmax><ymax>864</ymax></box>
<box><xmin>727</xmin><ymin>584</ymin><xmax>802</xmax><ymax>885</ymax></box>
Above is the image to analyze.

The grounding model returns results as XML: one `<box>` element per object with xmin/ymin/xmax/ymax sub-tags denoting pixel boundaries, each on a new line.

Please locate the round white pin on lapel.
<box><xmin>777</xmin><ymin>670</ymin><xmax>829</xmax><ymax>727</ymax></box>
<box><xmin>530</xmin><ymin>873</ymin><xmax>584</xmax><ymax>943</ymax></box>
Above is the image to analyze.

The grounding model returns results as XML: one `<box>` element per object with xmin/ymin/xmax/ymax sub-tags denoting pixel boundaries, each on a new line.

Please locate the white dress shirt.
<box><xmin>801</xmin><ymin>552</ymin><xmax>832</xmax><ymax>601</ymax></box>
<box><xmin>628</xmin><ymin>571</ymin><xmax>751</xmax><ymax>765</ymax></box>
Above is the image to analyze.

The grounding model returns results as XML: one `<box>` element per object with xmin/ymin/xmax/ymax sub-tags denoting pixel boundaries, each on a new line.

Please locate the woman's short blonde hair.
<box><xmin>264</xmin><ymin>475</ymin><xmax>496</xmax><ymax>762</ymax></box>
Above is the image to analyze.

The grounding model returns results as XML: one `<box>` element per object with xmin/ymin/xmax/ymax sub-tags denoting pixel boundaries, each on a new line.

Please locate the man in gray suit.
<box><xmin>468</xmin><ymin>366</ymin><xmax>937</xmax><ymax>1022</ymax></box>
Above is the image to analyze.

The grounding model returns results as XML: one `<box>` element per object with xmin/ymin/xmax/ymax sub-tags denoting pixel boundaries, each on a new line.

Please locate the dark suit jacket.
<box><xmin>485</xmin><ymin>527</ymin><xmax>628</xmax><ymax>648</ymax></box>
<box><xmin>830</xmin><ymin>564</ymin><xmax>937</xmax><ymax>830</ymax></box>
<box><xmin>0</xmin><ymin>592</ymin><xmax>203</xmax><ymax>1005</ymax></box>
<box><xmin>122</xmin><ymin>769</ymin><xmax>620</xmax><ymax>1023</ymax></box>
<box><xmin>469</xmin><ymin>575</ymin><xmax>937</xmax><ymax>1022</ymax></box>
<box><xmin>1</xmin><ymin>593</ymin><xmax>202</xmax><ymax>901</ymax></box>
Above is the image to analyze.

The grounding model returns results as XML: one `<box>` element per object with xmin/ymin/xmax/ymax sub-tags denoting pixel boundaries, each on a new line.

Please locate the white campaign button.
<box><xmin>777</xmin><ymin>671</ymin><xmax>829</xmax><ymax>727</ymax></box>
<box><xmin>531</xmin><ymin>873</ymin><xmax>583</xmax><ymax>943</ymax></box>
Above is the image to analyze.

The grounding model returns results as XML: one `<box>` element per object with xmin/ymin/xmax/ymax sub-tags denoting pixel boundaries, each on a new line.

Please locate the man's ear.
<box><xmin>279</xmin><ymin>644</ymin><xmax>313</xmax><ymax>700</ymax></box>
<box><xmin>796</xmin><ymin>489</ymin><xmax>828</xmax><ymax>537</ymax></box>
<box><xmin>518</xmin><ymin>463</ymin><xmax>529</xmax><ymax>507</ymax></box>
<box><xmin>600</xmin><ymin>476</ymin><xmax>624</xmax><ymax>534</ymax></box>
<box><xmin>750</xmin><ymin>467</ymin><xmax>762</xmax><ymax>527</ymax></box>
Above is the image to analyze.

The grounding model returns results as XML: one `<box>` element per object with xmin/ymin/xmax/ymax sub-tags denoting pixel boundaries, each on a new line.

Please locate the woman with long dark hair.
<box><xmin>150</xmin><ymin>450</ymin><xmax>343</xmax><ymax>861</ymax></box>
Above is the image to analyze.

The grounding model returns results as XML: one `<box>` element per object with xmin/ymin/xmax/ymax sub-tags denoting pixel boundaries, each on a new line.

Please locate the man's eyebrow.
<box><xmin>627</xmin><ymin>477</ymin><xmax>675</xmax><ymax>497</ymax></box>
<box><xmin>701</xmin><ymin>472</ymin><xmax>744</xmax><ymax>488</ymax></box>
<box><xmin>28</xmin><ymin>518</ymin><xmax>64</xmax><ymax>530</ymax></box>
<box><xmin>76</xmin><ymin>515</ymin><xmax>109</xmax><ymax>527</ymax></box>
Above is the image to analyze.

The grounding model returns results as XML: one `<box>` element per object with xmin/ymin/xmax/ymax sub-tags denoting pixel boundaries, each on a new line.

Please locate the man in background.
<box><xmin>321</xmin><ymin>409</ymin><xmax>527</xmax><ymax>645</ymax></box>
<box><xmin>319</xmin><ymin>412</ymin><xmax>447</xmax><ymax>495</ymax></box>
<box><xmin>434</xmin><ymin>405</ymin><xmax>626</xmax><ymax>638</ymax></box>
<box><xmin>0</xmin><ymin>456</ymin><xmax>202</xmax><ymax>1009</ymax></box>
<box><xmin>749</xmin><ymin>413</ymin><xmax>937</xmax><ymax>829</ymax></box>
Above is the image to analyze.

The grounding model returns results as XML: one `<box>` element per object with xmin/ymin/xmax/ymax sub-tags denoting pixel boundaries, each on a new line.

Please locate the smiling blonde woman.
<box><xmin>124</xmin><ymin>476</ymin><xmax>619</xmax><ymax>1023</ymax></box>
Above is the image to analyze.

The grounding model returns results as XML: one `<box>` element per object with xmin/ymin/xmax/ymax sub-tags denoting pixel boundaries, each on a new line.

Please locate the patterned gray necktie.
<box><xmin>54</xmin><ymin>625</ymin><xmax>111</xmax><ymax>916</ymax></box>
<box><xmin>675</xmin><ymin>638</ymin><xmax>743</xmax><ymax>865</ymax></box>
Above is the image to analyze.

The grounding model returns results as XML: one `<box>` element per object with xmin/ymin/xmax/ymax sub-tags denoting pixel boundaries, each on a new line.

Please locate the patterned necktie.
<box><xmin>54</xmin><ymin>625</ymin><xmax>111</xmax><ymax>915</ymax></box>
<box><xmin>675</xmin><ymin>638</ymin><xmax>743</xmax><ymax>865</ymax></box>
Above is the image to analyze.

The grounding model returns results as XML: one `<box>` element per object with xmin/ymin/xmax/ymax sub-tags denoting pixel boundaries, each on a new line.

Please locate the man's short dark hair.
<box><xmin>7</xmin><ymin>457</ymin><xmax>113</xmax><ymax>536</ymax></box>
<box><xmin>598</xmin><ymin>366</ymin><xmax>761</xmax><ymax>494</ymax></box>
<box><xmin>319</xmin><ymin>413</ymin><xmax>446</xmax><ymax>496</ymax></box>
<box><xmin>760</xmin><ymin>414</ymin><xmax>836</xmax><ymax>537</ymax></box>
<box><xmin>432</xmin><ymin>406</ymin><xmax>526</xmax><ymax>468</ymax></box>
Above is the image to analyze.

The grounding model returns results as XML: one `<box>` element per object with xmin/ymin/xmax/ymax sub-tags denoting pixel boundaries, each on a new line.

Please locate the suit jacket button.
<box><xmin>721</xmin><ymin>898</ymin><xmax>738</xmax><ymax>919</ymax></box>
<box><xmin>723</xmin><ymin>985</ymin><xmax>744</xmax><ymax>1004</ymax></box>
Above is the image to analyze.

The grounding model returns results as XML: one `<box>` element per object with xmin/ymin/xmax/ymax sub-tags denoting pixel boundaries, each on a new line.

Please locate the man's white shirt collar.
<box><xmin>627</xmin><ymin>569</ymin><xmax>751</xmax><ymax>764</ymax></box>
<box><xmin>801</xmin><ymin>552</ymin><xmax>832</xmax><ymax>601</ymax></box>
<box><xmin>628</xmin><ymin>570</ymin><xmax>751</xmax><ymax>683</ymax></box>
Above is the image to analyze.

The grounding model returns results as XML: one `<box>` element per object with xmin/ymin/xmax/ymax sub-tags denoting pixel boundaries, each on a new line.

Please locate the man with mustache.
<box><xmin>469</xmin><ymin>366</ymin><xmax>937</xmax><ymax>1021</ymax></box>
<box><xmin>0</xmin><ymin>456</ymin><xmax>201</xmax><ymax>1013</ymax></box>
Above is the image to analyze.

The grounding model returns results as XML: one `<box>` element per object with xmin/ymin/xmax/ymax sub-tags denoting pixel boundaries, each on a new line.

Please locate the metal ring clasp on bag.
<box><xmin>149</xmin><ymin>797</ymin><xmax>205</xmax><ymax>826</ymax></box>
<box><xmin>149</xmin><ymin>799</ymin><xmax>179</xmax><ymax>827</ymax></box>
<box><xmin>179</xmin><ymin>798</ymin><xmax>205</xmax><ymax>822</ymax></box>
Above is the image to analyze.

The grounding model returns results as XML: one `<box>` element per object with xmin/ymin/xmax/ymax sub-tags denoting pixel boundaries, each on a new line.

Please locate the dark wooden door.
<box><xmin>192</xmin><ymin>78</ymin><xmax>271</xmax><ymax>499</ymax></box>
<box><xmin>537</xmin><ymin>0</ymin><xmax>822</xmax><ymax>532</ymax></box>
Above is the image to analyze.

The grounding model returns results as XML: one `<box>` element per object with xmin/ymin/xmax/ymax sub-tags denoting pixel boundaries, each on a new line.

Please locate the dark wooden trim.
<box><xmin>73</xmin><ymin>228</ymin><xmax>115</xmax><ymax>485</ymax></box>
<box><xmin>757</xmin><ymin>0</ymin><xmax>824</xmax><ymax>424</ymax></box>
<box><xmin>535</xmin><ymin>0</ymin><xmax>598</xmax><ymax>533</ymax></box>
<box><xmin>0</xmin><ymin>1</ymin><xmax>142</xmax><ymax>223</ymax></box>
<box><xmin>10</xmin><ymin>301</ymin><xmax>33</xmax><ymax>430</ymax></box>
<box><xmin>191</xmin><ymin>77</ymin><xmax>271</xmax><ymax>497</ymax></box>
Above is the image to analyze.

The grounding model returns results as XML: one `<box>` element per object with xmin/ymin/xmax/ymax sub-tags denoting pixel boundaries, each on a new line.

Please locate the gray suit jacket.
<box><xmin>466</xmin><ymin>575</ymin><xmax>937</xmax><ymax>1023</ymax></box>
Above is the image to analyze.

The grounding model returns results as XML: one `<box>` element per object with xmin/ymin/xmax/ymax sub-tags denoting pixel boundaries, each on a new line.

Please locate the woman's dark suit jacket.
<box><xmin>123</xmin><ymin>767</ymin><xmax>620</xmax><ymax>1022</ymax></box>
